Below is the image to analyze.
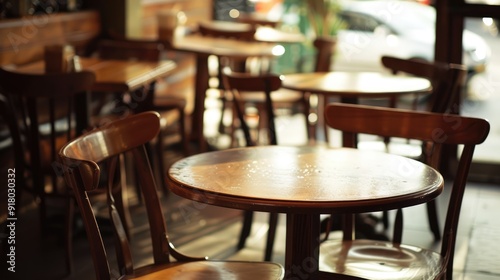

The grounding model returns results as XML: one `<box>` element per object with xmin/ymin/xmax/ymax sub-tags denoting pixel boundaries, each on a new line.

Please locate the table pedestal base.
<box><xmin>285</xmin><ymin>213</ymin><xmax>320</xmax><ymax>279</ymax></box>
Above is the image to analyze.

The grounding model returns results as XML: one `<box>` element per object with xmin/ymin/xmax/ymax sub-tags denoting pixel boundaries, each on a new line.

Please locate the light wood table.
<box><xmin>282</xmin><ymin>71</ymin><xmax>432</xmax><ymax>99</ymax></box>
<box><xmin>14</xmin><ymin>57</ymin><xmax>177</xmax><ymax>92</ymax></box>
<box><xmin>13</xmin><ymin>57</ymin><xmax>177</xmax><ymax>132</ymax></box>
<box><xmin>282</xmin><ymin>71</ymin><xmax>433</xmax><ymax>142</ymax></box>
<box><xmin>167</xmin><ymin>145</ymin><xmax>443</xmax><ymax>279</ymax></box>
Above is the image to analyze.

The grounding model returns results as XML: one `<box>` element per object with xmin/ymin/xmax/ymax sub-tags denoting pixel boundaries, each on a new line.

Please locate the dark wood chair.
<box><xmin>58</xmin><ymin>111</ymin><xmax>284</xmax><ymax>280</ymax></box>
<box><xmin>320</xmin><ymin>103</ymin><xmax>489</xmax><ymax>280</ymax></box>
<box><xmin>0</xmin><ymin>67</ymin><xmax>129</xmax><ymax>274</ymax></box>
<box><xmin>381</xmin><ymin>55</ymin><xmax>467</xmax><ymax>114</ymax></box>
<box><xmin>368</xmin><ymin>56</ymin><xmax>468</xmax><ymax>240</ymax></box>
<box><xmin>221</xmin><ymin>68</ymin><xmax>309</xmax><ymax>261</ymax></box>
<box><xmin>235</xmin><ymin>13</ymin><xmax>280</xmax><ymax>28</ymax></box>
<box><xmin>197</xmin><ymin>22</ymin><xmax>280</xmax><ymax>138</ymax></box>
<box><xmin>221</xmin><ymin>65</ymin><xmax>308</xmax><ymax>147</ymax></box>
<box><xmin>0</xmin><ymin>93</ymin><xmax>26</xmax><ymax>257</ymax></box>
<box><xmin>197</xmin><ymin>21</ymin><xmax>259</xmax><ymax>76</ymax></box>
<box><xmin>95</xmin><ymin>39</ymin><xmax>190</xmax><ymax>196</ymax></box>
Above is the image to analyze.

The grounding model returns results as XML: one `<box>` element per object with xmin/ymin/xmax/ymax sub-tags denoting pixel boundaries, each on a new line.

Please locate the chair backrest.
<box><xmin>198</xmin><ymin>22</ymin><xmax>260</xmax><ymax>89</ymax></box>
<box><xmin>197</xmin><ymin>22</ymin><xmax>257</xmax><ymax>41</ymax></box>
<box><xmin>221</xmin><ymin>67</ymin><xmax>282</xmax><ymax>146</ymax></box>
<box><xmin>0</xmin><ymin>67</ymin><xmax>95</xmax><ymax>198</ymax></box>
<box><xmin>96</xmin><ymin>39</ymin><xmax>163</xmax><ymax>62</ymax></box>
<box><xmin>59</xmin><ymin>111</ymin><xmax>169</xmax><ymax>280</ymax></box>
<box><xmin>381</xmin><ymin>56</ymin><xmax>467</xmax><ymax>113</ymax></box>
<box><xmin>236</xmin><ymin>13</ymin><xmax>280</xmax><ymax>28</ymax></box>
<box><xmin>324</xmin><ymin>102</ymin><xmax>490</xmax><ymax>275</ymax></box>
<box><xmin>0</xmin><ymin>93</ymin><xmax>26</xmax><ymax>218</ymax></box>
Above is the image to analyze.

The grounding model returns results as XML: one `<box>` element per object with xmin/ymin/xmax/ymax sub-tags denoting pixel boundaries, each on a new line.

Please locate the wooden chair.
<box><xmin>381</xmin><ymin>56</ymin><xmax>467</xmax><ymax>114</ymax></box>
<box><xmin>198</xmin><ymin>21</ymin><xmax>257</xmax><ymax>41</ymax></box>
<box><xmin>221</xmin><ymin>68</ymin><xmax>281</xmax><ymax>148</ymax></box>
<box><xmin>221</xmin><ymin>68</ymin><xmax>309</xmax><ymax>261</ymax></box>
<box><xmin>95</xmin><ymin>39</ymin><xmax>190</xmax><ymax>196</ymax></box>
<box><xmin>0</xmin><ymin>67</ymin><xmax>129</xmax><ymax>274</ymax></box>
<box><xmin>197</xmin><ymin>21</ymin><xmax>259</xmax><ymax>77</ymax></box>
<box><xmin>0</xmin><ymin>93</ymin><xmax>26</xmax><ymax>257</ymax></box>
<box><xmin>364</xmin><ymin>56</ymin><xmax>468</xmax><ymax>240</ymax></box>
<box><xmin>221</xmin><ymin>69</ymin><xmax>279</xmax><ymax>262</ymax></box>
<box><xmin>221</xmin><ymin>66</ymin><xmax>307</xmax><ymax>147</ymax></box>
<box><xmin>197</xmin><ymin>22</ymin><xmax>279</xmax><ymax>138</ymax></box>
<box><xmin>320</xmin><ymin>103</ymin><xmax>490</xmax><ymax>280</ymax></box>
<box><xmin>58</xmin><ymin>111</ymin><xmax>284</xmax><ymax>280</ymax></box>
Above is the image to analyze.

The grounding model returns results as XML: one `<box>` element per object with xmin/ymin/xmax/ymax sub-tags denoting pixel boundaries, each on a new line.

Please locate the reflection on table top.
<box><xmin>11</xmin><ymin>57</ymin><xmax>177</xmax><ymax>92</ymax></box>
<box><xmin>282</xmin><ymin>71</ymin><xmax>433</xmax><ymax>98</ymax></box>
<box><xmin>168</xmin><ymin>146</ymin><xmax>443</xmax><ymax>214</ymax></box>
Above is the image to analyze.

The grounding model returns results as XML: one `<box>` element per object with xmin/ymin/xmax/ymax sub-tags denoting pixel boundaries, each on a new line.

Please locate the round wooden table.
<box><xmin>282</xmin><ymin>71</ymin><xmax>433</xmax><ymax>142</ymax></box>
<box><xmin>167</xmin><ymin>145</ymin><xmax>443</xmax><ymax>279</ymax></box>
<box><xmin>282</xmin><ymin>71</ymin><xmax>432</xmax><ymax>99</ymax></box>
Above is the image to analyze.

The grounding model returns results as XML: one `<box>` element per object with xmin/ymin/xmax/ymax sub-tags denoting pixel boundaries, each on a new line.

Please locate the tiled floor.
<box><xmin>1</xmin><ymin>89</ymin><xmax>500</xmax><ymax>280</ymax></box>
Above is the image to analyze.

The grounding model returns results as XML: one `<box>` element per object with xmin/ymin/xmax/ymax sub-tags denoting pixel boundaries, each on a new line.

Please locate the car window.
<box><xmin>340</xmin><ymin>12</ymin><xmax>381</xmax><ymax>32</ymax></box>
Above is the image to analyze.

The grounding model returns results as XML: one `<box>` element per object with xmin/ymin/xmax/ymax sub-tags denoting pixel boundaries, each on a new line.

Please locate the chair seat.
<box><xmin>319</xmin><ymin>239</ymin><xmax>445</xmax><ymax>280</ymax></box>
<box><xmin>123</xmin><ymin>260</ymin><xmax>284</xmax><ymax>280</ymax></box>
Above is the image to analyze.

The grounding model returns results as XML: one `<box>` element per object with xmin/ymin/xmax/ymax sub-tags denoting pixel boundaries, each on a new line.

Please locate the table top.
<box><xmin>282</xmin><ymin>71</ymin><xmax>432</xmax><ymax>98</ymax></box>
<box><xmin>168</xmin><ymin>146</ymin><xmax>443</xmax><ymax>214</ymax></box>
<box><xmin>172</xmin><ymin>34</ymin><xmax>283</xmax><ymax>58</ymax></box>
<box><xmin>12</xmin><ymin>57</ymin><xmax>177</xmax><ymax>92</ymax></box>
<box><xmin>197</xmin><ymin>20</ymin><xmax>305</xmax><ymax>43</ymax></box>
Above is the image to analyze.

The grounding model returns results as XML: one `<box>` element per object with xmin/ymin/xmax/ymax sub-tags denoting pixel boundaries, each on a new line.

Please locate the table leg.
<box><xmin>340</xmin><ymin>97</ymin><xmax>359</xmax><ymax>147</ymax></box>
<box><xmin>191</xmin><ymin>54</ymin><xmax>210</xmax><ymax>152</ymax></box>
<box><xmin>285</xmin><ymin>213</ymin><xmax>320</xmax><ymax>279</ymax></box>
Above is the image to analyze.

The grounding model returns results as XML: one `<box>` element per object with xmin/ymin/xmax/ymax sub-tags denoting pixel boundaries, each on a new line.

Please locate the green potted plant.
<box><xmin>284</xmin><ymin>0</ymin><xmax>344</xmax><ymax>72</ymax></box>
<box><xmin>303</xmin><ymin>0</ymin><xmax>344</xmax><ymax>38</ymax></box>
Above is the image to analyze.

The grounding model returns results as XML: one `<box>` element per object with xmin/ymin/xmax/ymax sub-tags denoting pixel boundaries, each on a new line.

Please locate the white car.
<box><xmin>331</xmin><ymin>0</ymin><xmax>490</xmax><ymax>76</ymax></box>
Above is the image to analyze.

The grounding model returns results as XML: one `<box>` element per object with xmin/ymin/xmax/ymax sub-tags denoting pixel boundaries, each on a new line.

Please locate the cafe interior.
<box><xmin>0</xmin><ymin>0</ymin><xmax>499</xmax><ymax>279</ymax></box>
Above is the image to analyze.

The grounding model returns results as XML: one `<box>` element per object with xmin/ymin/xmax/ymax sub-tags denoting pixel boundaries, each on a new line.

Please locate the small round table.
<box><xmin>167</xmin><ymin>145</ymin><xmax>443</xmax><ymax>279</ymax></box>
<box><xmin>281</xmin><ymin>71</ymin><xmax>432</xmax><ymax>143</ymax></box>
<box><xmin>282</xmin><ymin>71</ymin><xmax>432</xmax><ymax>100</ymax></box>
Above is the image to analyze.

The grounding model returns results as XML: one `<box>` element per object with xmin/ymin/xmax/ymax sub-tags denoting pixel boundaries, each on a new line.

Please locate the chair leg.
<box><xmin>155</xmin><ymin>129</ymin><xmax>170</xmax><ymax>197</ymax></box>
<box><xmin>382</xmin><ymin>210</ymin><xmax>389</xmax><ymax>229</ymax></box>
<box><xmin>392</xmin><ymin>208</ymin><xmax>404</xmax><ymax>244</ymax></box>
<box><xmin>302</xmin><ymin>92</ymin><xmax>312</xmax><ymax>141</ymax></box>
<box><xmin>39</xmin><ymin>196</ymin><xmax>48</xmax><ymax>237</ymax></box>
<box><xmin>237</xmin><ymin>210</ymin><xmax>254</xmax><ymax>250</ymax></box>
<box><xmin>426</xmin><ymin>200</ymin><xmax>441</xmax><ymax>241</ymax></box>
<box><xmin>178</xmin><ymin>109</ymin><xmax>190</xmax><ymax>156</ymax></box>
<box><xmin>218</xmin><ymin>93</ymin><xmax>228</xmax><ymax>135</ymax></box>
<box><xmin>115</xmin><ymin>156</ymin><xmax>133</xmax><ymax>239</ymax></box>
<box><xmin>264</xmin><ymin>213</ymin><xmax>278</xmax><ymax>261</ymax></box>
<box><xmin>64</xmin><ymin>197</ymin><xmax>74</xmax><ymax>275</ymax></box>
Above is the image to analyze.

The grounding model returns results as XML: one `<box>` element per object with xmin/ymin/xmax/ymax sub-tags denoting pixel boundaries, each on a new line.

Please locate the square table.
<box><xmin>10</xmin><ymin>57</ymin><xmax>177</xmax><ymax>133</ymax></box>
